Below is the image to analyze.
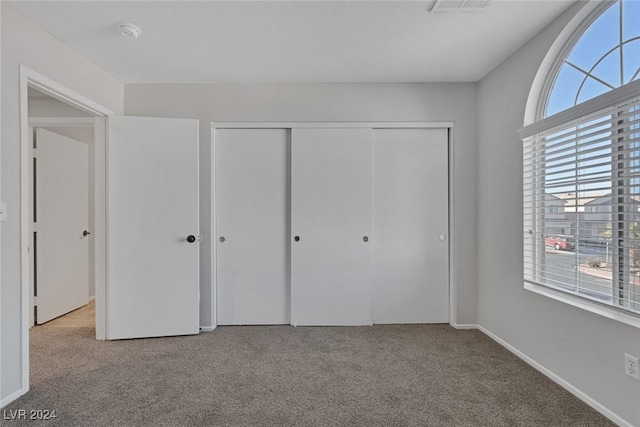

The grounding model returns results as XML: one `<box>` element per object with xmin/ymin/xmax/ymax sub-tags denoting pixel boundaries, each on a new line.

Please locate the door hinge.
<box><xmin>33</xmin><ymin>296</ymin><xmax>38</xmax><ymax>306</ymax></box>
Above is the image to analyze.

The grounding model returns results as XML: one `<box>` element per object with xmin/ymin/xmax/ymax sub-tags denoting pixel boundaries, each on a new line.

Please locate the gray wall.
<box><xmin>28</xmin><ymin>96</ymin><xmax>93</xmax><ymax>118</ymax></box>
<box><xmin>33</xmin><ymin>126</ymin><xmax>94</xmax><ymax>146</ymax></box>
<box><xmin>125</xmin><ymin>83</ymin><xmax>479</xmax><ymax>328</ymax></box>
<box><xmin>477</xmin><ymin>3</ymin><xmax>640</xmax><ymax>425</ymax></box>
<box><xmin>1</xmin><ymin>3</ymin><xmax>123</xmax><ymax>403</ymax></box>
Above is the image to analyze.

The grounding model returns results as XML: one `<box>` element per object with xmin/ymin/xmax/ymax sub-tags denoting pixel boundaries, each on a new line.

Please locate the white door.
<box><xmin>372</xmin><ymin>128</ymin><xmax>449</xmax><ymax>323</ymax></box>
<box><xmin>291</xmin><ymin>128</ymin><xmax>373</xmax><ymax>326</ymax></box>
<box><xmin>36</xmin><ymin>129</ymin><xmax>89</xmax><ymax>324</ymax></box>
<box><xmin>215</xmin><ymin>129</ymin><xmax>290</xmax><ymax>325</ymax></box>
<box><xmin>106</xmin><ymin>116</ymin><xmax>199</xmax><ymax>339</ymax></box>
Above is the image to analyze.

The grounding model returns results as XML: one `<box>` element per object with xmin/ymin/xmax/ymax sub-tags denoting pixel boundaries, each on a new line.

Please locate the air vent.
<box><xmin>430</xmin><ymin>0</ymin><xmax>492</xmax><ymax>12</ymax></box>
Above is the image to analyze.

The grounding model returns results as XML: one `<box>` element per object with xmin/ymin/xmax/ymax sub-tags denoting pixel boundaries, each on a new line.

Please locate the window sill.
<box><xmin>524</xmin><ymin>282</ymin><xmax>640</xmax><ymax>329</ymax></box>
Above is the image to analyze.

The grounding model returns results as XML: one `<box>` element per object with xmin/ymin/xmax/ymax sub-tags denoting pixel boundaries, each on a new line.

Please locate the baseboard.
<box><xmin>88</xmin><ymin>295</ymin><xmax>95</xmax><ymax>302</ymax></box>
<box><xmin>450</xmin><ymin>323</ymin><xmax>479</xmax><ymax>330</ymax></box>
<box><xmin>1</xmin><ymin>389</ymin><xmax>24</xmax><ymax>409</ymax></box>
<box><xmin>478</xmin><ymin>326</ymin><xmax>632</xmax><ymax>427</ymax></box>
<box><xmin>199</xmin><ymin>326</ymin><xmax>216</xmax><ymax>332</ymax></box>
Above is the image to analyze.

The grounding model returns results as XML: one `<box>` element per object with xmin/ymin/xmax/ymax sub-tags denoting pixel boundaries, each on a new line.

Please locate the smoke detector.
<box><xmin>430</xmin><ymin>0</ymin><xmax>492</xmax><ymax>12</ymax></box>
<box><xmin>117</xmin><ymin>22</ymin><xmax>142</xmax><ymax>39</ymax></box>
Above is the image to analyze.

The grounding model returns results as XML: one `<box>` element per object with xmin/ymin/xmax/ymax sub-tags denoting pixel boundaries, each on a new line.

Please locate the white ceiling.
<box><xmin>9</xmin><ymin>1</ymin><xmax>576</xmax><ymax>84</ymax></box>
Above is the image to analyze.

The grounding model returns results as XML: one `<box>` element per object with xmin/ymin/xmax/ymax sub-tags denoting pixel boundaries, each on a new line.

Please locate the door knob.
<box><xmin>187</xmin><ymin>235</ymin><xmax>196</xmax><ymax>243</ymax></box>
<box><xmin>219</xmin><ymin>236</ymin><xmax>225</xmax><ymax>243</ymax></box>
<box><xmin>363</xmin><ymin>236</ymin><xmax>369</xmax><ymax>242</ymax></box>
<box><xmin>294</xmin><ymin>236</ymin><xmax>300</xmax><ymax>242</ymax></box>
<box><xmin>82</xmin><ymin>230</ymin><xmax>91</xmax><ymax>237</ymax></box>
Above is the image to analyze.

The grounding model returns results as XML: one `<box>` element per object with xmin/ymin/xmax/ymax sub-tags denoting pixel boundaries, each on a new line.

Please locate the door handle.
<box><xmin>187</xmin><ymin>235</ymin><xmax>196</xmax><ymax>243</ymax></box>
<box><xmin>82</xmin><ymin>230</ymin><xmax>91</xmax><ymax>237</ymax></box>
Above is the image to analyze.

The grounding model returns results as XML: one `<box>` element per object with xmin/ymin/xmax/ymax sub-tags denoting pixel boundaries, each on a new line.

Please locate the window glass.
<box><xmin>623</xmin><ymin>0</ymin><xmax>640</xmax><ymax>40</ymax></box>
<box><xmin>547</xmin><ymin>65</ymin><xmax>584</xmax><ymax>116</ymax></box>
<box><xmin>590</xmin><ymin>48</ymin><xmax>620</xmax><ymax>88</ymax></box>
<box><xmin>576</xmin><ymin>77</ymin><xmax>610</xmax><ymax>104</ymax></box>
<box><xmin>566</xmin><ymin>2</ymin><xmax>619</xmax><ymax>71</ymax></box>
<box><xmin>623</xmin><ymin>40</ymin><xmax>640</xmax><ymax>84</ymax></box>
<box><xmin>546</xmin><ymin>1</ymin><xmax>640</xmax><ymax>117</ymax></box>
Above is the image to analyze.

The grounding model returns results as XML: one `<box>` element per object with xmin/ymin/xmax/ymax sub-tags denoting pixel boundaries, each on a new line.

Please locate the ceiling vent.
<box><xmin>430</xmin><ymin>0</ymin><xmax>492</xmax><ymax>13</ymax></box>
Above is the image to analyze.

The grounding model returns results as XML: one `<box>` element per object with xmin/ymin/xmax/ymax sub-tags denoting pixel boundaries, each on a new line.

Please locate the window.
<box><xmin>546</xmin><ymin>0</ymin><xmax>640</xmax><ymax>116</ymax></box>
<box><xmin>522</xmin><ymin>0</ymin><xmax>640</xmax><ymax>320</ymax></box>
<box><xmin>548</xmin><ymin>205</ymin><xmax>561</xmax><ymax>214</ymax></box>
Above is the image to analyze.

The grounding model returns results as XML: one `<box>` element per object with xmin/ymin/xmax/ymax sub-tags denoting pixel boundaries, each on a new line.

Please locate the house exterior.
<box><xmin>581</xmin><ymin>195</ymin><xmax>640</xmax><ymax>238</ymax></box>
<box><xmin>543</xmin><ymin>193</ymin><xmax>572</xmax><ymax>235</ymax></box>
<box><xmin>543</xmin><ymin>192</ymin><xmax>640</xmax><ymax>240</ymax></box>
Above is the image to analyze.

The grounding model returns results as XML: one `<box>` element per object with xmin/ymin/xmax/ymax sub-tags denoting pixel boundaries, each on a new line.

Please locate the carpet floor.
<box><xmin>2</xmin><ymin>323</ymin><xmax>613</xmax><ymax>426</ymax></box>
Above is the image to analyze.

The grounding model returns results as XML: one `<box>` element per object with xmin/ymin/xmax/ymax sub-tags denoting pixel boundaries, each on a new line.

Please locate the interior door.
<box><xmin>106</xmin><ymin>116</ymin><xmax>199</xmax><ymax>339</ymax></box>
<box><xmin>291</xmin><ymin>128</ymin><xmax>373</xmax><ymax>326</ymax></box>
<box><xmin>215</xmin><ymin>128</ymin><xmax>290</xmax><ymax>325</ymax></box>
<box><xmin>372</xmin><ymin>128</ymin><xmax>449</xmax><ymax>323</ymax></box>
<box><xmin>36</xmin><ymin>128</ymin><xmax>89</xmax><ymax>324</ymax></box>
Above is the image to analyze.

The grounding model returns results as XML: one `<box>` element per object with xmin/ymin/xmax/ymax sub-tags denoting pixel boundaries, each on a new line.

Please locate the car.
<box><xmin>545</xmin><ymin>235</ymin><xmax>575</xmax><ymax>251</ymax></box>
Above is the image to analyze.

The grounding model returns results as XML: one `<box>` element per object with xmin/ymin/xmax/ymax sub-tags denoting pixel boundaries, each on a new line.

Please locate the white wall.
<box><xmin>1</xmin><ymin>3</ymin><xmax>123</xmax><ymax>404</ymax></box>
<box><xmin>477</xmin><ymin>3</ymin><xmax>640</xmax><ymax>426</ymax></box>
<box><xmin>125</xmin><ymin>83</ymin><xmax>479</xmax><ymax>328</ymax></box>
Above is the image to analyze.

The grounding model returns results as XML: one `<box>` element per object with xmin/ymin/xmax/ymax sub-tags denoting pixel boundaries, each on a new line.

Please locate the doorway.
<box><xmin>19</xmin><ymin>66</ymin><xmax>201</xmax><ymax>402</ymax></box>
<box><xmin>28</xmin><ymin>87</ymin><xmax>96</xmax><ymax>328</ymax></box>
<box><xmin>19</xmin><ymin>66</ymin><xmax>114</xmax><ymax>396</ymax></box>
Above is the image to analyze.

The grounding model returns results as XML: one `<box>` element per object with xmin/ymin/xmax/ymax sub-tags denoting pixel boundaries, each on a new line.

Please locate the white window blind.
<box><xmin>523</xmin><ymin>95</ymin><xmax>640</xmax><ymax>316</ymax></box>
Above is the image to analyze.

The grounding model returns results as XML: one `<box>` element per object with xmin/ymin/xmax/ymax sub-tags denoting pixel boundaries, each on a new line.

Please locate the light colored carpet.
<box><xmin>2</xmin><ymin>322</ymin><xmax>613</xmax><ymax>426</ymax></box>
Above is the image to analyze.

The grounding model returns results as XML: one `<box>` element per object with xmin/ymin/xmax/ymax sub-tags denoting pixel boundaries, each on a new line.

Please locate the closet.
<box><xmin>214</xmin><ymin>125</ymin><xmax>449</xmax><ymax>326</ymax></box>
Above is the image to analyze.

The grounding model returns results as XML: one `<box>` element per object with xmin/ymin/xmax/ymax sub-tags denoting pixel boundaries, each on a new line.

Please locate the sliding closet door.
<box><xmin>215</xmin><ymin>129</ymin><xmax>290</xmax><ymax>325</ymax></box>
<box><xmin>291</xmin><ymin>128</ymin><xmax>373</xmax><ymax>326</ymax></box>
<box><xmin>372</xmin><ymin>128</ymin><xmax>449</xmax><ymax>323</ymax></box>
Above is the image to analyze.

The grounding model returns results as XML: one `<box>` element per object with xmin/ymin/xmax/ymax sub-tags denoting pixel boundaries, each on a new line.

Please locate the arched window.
<box><xmin>546</xmin><ymin>0</ymin><xmax>640</xmax><ymax>116</ymax></box>
<box><xmin>522</xmin><ymin>0</ymin><xmax>640</xmax><ymax>322</ymax></box>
